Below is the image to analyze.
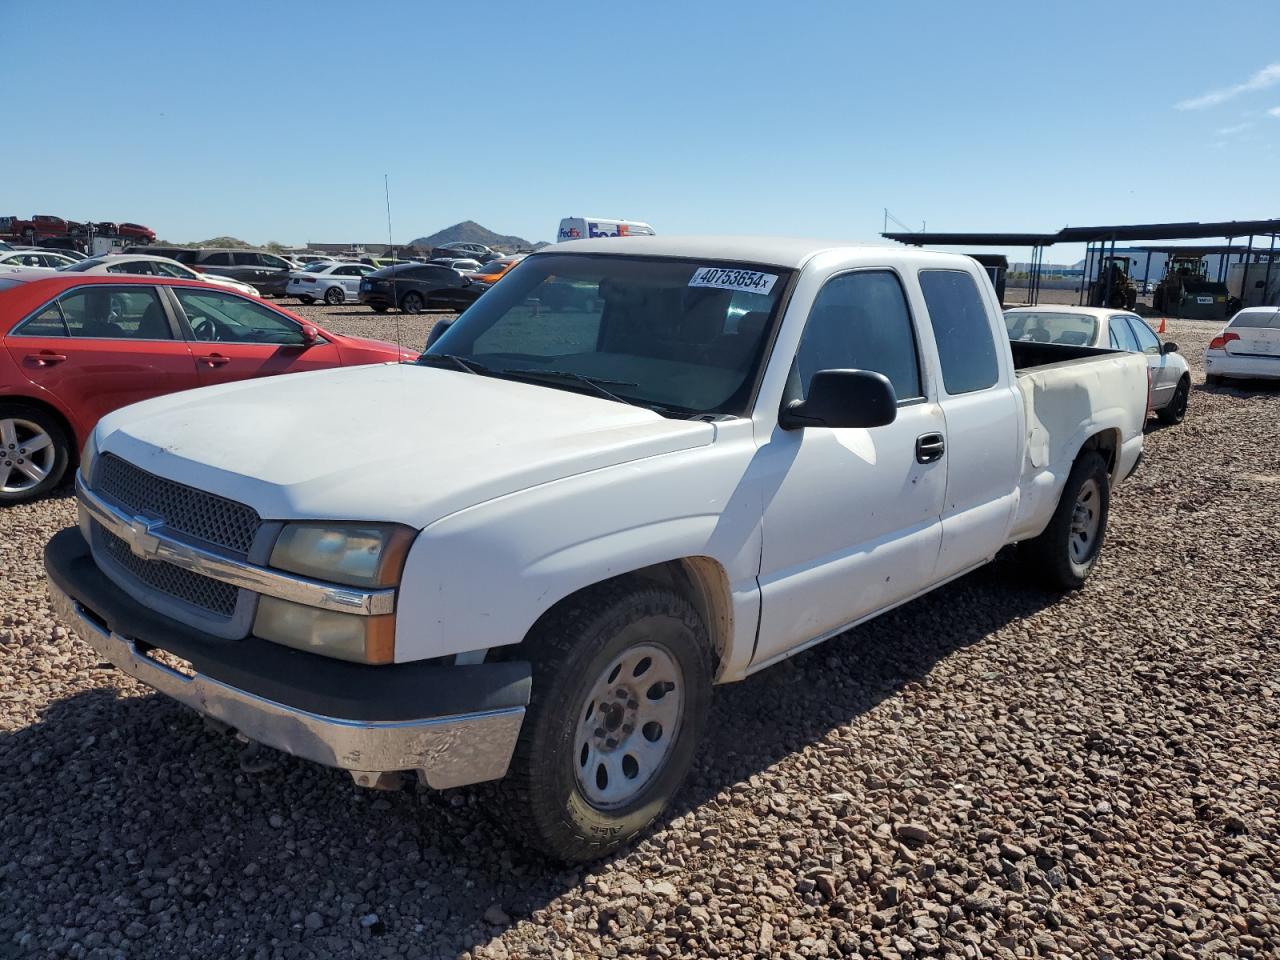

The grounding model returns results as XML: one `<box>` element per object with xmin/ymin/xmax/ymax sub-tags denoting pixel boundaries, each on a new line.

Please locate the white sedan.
<box><xmin>286</xmin><ymin>261</ymin><xmax>377</xmax><ymax>304</ymax></box>
<box><xmin>0</xmin><ymin>249</ymin><xmax>80</xmax><ymax>270</ymax></box>
<box><xmin>1205</xmin><ymin>307</ymin><xmax>1280</xmax><ymax>384</ymax></box>
<box><xmin>57</xmin><ymin>254</ymin><xmax>259</xmax><ymax>296</ymax></box>
<box><xmin>1004</xmin><ymin>305</ymin><xmax>1191</xmax><ymax>424</ymax></box>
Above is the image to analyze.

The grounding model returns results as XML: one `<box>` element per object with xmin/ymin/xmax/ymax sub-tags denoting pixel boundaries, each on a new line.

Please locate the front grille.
<box><xmin>97</xmin><ymin>454</ymin><xmax>261</xmax><ymax>556</ymax></box>
<box><xmin>98</xmin><ymin>522</ymin><xmax>238</xmax><ymax>618</ymax></box>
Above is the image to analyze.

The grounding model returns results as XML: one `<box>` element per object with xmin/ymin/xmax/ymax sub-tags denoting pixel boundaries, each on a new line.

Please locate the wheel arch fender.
<box><xmin>395</xmin><ymin>514</ymin><xmax>755</xmax><ymax>679</ymax></box>
<box><xmin>0</xmin><ymin>391</ymin><xmax>83</xmax><ymax>461</ymax></box>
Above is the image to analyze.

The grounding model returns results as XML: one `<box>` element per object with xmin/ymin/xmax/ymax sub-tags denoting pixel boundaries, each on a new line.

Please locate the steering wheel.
<box><xmin>193</xmin><ymin>317</ymin><xmax>224</xmax><ymax>342</ymax></box>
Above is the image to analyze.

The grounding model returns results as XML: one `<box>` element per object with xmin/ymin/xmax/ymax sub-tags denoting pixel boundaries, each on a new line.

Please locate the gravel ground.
<box><xmin>1</xmin><ymin>311</ymin><xmax>1276</xmax><ymax>960</ymax></box>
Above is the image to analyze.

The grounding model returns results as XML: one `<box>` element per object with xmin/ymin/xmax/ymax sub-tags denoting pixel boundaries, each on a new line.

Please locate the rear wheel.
<box><xmin>1023</xmin><ymin>451</ymin><xmax>1110</xmax><ymax>590</ymax></box>
<box><xmin>1157</xmin><ymin>376</ymin><xmax>1190</xmax><ymax>425</ymax></box>
<box><xmin>371</xmin><ymin>305</ymin><xmax>388</xmax><ymax>314</ymax></box>
<box><xmin>1205</xmin><ymin>373</ymin><xmax>1222</xmax><ymax>386</ymax></box>
<box><xmin>298</xmin><ymin>295</ymin><xmax>315</xmax><ymax>304</ymax></box>
<box><xmin>401</xmin><ymin>291</ymin><xmax>424</xmax><ymax>314</ymax></box>
<box><xmin>0</xmin><ymin>404</ymin><xmax>70</xmax><ymax>505</ymax></box>
<box><xmin>323</xmin><ymin>286</ymin><xmax>344</xmax><ymax>305</ymax></box>
<box><xmin>499</xmin><ymin>579</ymin><xmax>713</xmax><ymax>862</ymax></box>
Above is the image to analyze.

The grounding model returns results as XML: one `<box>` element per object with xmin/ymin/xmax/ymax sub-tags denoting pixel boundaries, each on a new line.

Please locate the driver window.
<box><xmin>791</xmin><ymin>270</ymin><xmax>923</xmax><ymax>404</ymax></box>
<box><xmin>174</xmin><ymin>288</ymin><xmax>307</xmax><ymax>345</ymax></box>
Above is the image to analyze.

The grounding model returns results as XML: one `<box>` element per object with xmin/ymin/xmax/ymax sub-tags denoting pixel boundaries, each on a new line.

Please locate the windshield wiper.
<box><xmin>419</xmin><ymin>353</ymin><xmax>488</xmax><ymax>375</ymax></box>
<box><xmin>499</xmin><ymin>367</ymin><xmax>639</xmax><ymax>407</ymax></box>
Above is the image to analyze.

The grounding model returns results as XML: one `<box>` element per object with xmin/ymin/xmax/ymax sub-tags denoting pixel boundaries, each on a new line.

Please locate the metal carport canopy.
<box><xmin>882</xmin><ymin>220</ymin><xmax>1280</xmax><ymax>247</ymax></box>
<box><xmin>880</xmin><ymin>232</ymin><xmax>1060</xmax><ymax>247</ymax></box>
<box><xmin>1056</xmin><ymin>219</ymin><xmax>1280</xmax><ymax>242</ymax></box>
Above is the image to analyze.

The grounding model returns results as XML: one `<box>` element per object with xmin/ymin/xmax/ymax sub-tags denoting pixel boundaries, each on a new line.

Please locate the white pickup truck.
<box><xmin>46</xmin><ymin>236</ymin><xmax>1149</xmax><ymax>860</ymax></box>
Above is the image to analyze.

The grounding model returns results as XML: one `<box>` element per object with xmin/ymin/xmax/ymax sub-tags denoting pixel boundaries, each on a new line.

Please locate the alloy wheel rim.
<box><xmin>574</xmin><ymin>642</ymin><xmax>684</xmax><ymax>810</ymax></box>
<box><xmin>0</xmin><ymin>418</ymin><xmax>55</xmax><ymax>493</ymax></box>
<box><xmin>1069</xmin><ymin>478</ymin><xmax>1101</xmax><ymax>564</ymax></box>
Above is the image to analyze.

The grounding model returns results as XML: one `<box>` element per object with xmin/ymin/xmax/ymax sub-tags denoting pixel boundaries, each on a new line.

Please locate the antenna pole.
<box><xmin>384</xmin><ymin>174</ymin><xmax>404</xmax><ymax>356</ymax></box>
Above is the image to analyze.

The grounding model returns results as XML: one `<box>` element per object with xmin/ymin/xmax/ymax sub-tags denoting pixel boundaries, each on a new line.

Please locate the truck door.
<box><xmin>752</xmin><ymin>268</ymin><xmax>947</xmax><ymax>667</ymax></box>
<box><xmin>916</xmin><ymin>268</ymin><xmax>1022</xmax><ymax>581</ymax></box>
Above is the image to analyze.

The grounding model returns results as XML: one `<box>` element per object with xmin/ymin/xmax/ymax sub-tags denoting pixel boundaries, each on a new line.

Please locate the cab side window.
<box><xmin>792</xmin><ymin>270</ymin><xmax>923</xmax><ymax>404</ymax></box>
<box><xmin>918</xmin><ymin>269</ymin><xmax>999</xmax><ymax>394</ymax></box>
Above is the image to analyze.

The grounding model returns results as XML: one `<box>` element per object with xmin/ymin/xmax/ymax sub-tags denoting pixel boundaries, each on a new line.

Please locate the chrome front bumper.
<box><xmin>49</xmin><ymin>578</ymin><xmax>524</xmax><ymax>789</ymax></box>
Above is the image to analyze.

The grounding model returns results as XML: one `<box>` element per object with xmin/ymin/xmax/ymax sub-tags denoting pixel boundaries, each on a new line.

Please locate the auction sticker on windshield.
<box><xmin>689</xmin><ymin>266</ymin><xmax>778</xmax><ymax>295</ymax></box>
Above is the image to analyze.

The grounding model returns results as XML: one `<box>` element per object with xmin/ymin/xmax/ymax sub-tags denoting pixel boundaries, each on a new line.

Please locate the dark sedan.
<box><xmin>358</xmin><ymin>262</ymin><xmax>485</xmax><ymax>314</ymax></box>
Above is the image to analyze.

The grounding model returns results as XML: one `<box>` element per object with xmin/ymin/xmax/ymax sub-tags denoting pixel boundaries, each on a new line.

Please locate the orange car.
<box><xmin>470</xmin><ymin>256</ymin><xmax>523</xmax><ymax>286</ymax></box>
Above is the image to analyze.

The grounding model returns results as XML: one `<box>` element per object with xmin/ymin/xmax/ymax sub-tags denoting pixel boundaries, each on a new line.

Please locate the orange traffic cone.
<box><xmin>1157</xmin><ymin>317</ymin><xmax>1167</xmax><ymax>334</ymax></box>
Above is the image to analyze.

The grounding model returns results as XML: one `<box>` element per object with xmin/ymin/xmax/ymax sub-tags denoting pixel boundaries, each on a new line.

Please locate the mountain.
<box><xmin>409</xmin><ymin>221</ymin><xmax>541</xmax><ymax>253</ymax></box>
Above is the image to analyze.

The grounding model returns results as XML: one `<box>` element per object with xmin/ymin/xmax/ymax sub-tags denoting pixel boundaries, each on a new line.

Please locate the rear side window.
<box><xmin>200</xmin><ymin>252</ymin><xmax>233</xmax><ymax>266</ymax></box>
<box><xmin>793</xmin><ymin>270</ymin><xmax>922</xmax><ymax>402</ymax></box>
<box><xmin>919</xmin><ymin>269</ymin><xmax>999</xmax><ymax>394</ymax></box>
<box><xmin>20</xmin><ymin>287</ymin><xmax>174</xmax><ymax>340</ymax></box>
<box><xmin>232</xmin><ymin>252</ymin><xmax>262</xmax><ymax>266</ymax></box>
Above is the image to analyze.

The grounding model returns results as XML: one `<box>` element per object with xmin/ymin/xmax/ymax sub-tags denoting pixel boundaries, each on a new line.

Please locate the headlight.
<box><xmin>254</xmin><ymin>522</ymin><xmax>415</xmax><ymax>664</ymax></box>
<box><xmin>269</xmin><ymin>522</ymin><xmax>414</xmax><ymax>588</ymax></box>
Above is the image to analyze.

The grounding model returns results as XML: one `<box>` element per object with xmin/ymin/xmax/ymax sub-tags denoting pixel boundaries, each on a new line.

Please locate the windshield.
<box><xmin>424</xmin><ymin>253</ymin><xmax>793</xmax><ymax>417</ymax></box>
<box><xmin>475</xmin><ymin>260</ymin><xmax>509</xmax><ymax>277</ymax></box>
<box><xmin>1004</xmin><ymin>310</ymin><xmax>1099</xmax><ymax>347</ymax></box>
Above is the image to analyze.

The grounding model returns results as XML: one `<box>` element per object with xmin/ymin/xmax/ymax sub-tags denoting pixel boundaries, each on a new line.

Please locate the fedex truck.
<box><xmin>556</xmin><ymin>217</ymin><xmax>655</xmax><ymax>242</ymax></box>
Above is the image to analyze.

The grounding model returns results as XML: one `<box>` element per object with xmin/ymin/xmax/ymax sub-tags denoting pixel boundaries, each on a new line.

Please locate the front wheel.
<box><xmin>1023</xmin><ymin>451</ymin><xmax>1110</xmax><ymax>590</ymax></box>
<box><xmin>1157</xmin><ymin>376</ymin><xmax>1190</xmax><ymax>425</ymax></box>
<box><xmin>499</xmin><ymin>579</ymin><xmax>713</xmax><ymax>862</ymax></box>
<box><xmin>0</xmin><ymin>404</ymin><xmax>70</xmax><ymax>505</ymax></box>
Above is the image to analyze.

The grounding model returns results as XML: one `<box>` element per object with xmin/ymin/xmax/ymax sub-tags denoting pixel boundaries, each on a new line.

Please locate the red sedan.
<box><xmin>0</xmin><ymin>272</ymin><xmax>417</xmax><ymax>504</ymax></box>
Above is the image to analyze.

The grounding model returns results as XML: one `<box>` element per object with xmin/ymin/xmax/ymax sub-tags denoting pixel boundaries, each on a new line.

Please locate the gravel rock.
<box><xmin>1</xmin><ymin>313</ymin><xmax>1276</xmax><ymax>958</ymax></box>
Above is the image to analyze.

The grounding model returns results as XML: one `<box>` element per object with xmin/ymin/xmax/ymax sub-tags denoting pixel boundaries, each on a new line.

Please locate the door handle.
<box><xmin>27</xmin><ymin>352</ymin><xmax>67</xmax><ymax>366</ymax></box>
<box><xmin>197</xmin><ymin>354</ymin><xmax>231</xmax><ymax>367</ymax></box>
<box><xmin>915</xmin><ymin>432</ymin><xmax>945</xmax><ymax>464</ymax></box>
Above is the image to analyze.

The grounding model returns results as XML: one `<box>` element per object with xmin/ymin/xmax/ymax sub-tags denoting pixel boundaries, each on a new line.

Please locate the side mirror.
<box><xmin>300</xmin><ymin>324</ymin><xmax>319</xmax><ymax>345</ymax></box>
<box><xmin>779</xmin><ymin>369</ymin><xmax>898</xmax><ymax>431</ymax></box>
<box><xmin>1161</xmin><ymin>341</ymin><xmax>1178</xmax><ymax>354</ymax></box>
<box><xmin>424</xmin><ymin>318</ymin><xmax>453</xmax><ymax>349</ymax></box>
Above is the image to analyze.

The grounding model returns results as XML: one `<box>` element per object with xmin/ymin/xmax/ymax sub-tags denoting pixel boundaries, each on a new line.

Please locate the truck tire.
<box><xmin>499</xmin><ymin>578</ymin><xmax>713</xmax><ymax>862</ymax></box>
<box><xmin>1023</xmin><ymin>451</ymin><xmax>1109</xmax><ymax>591</ymax></box>
<box><xmin>1157</xmin><ymin>376</ymin><xmax>1190</xmax><ymax>425</ymax></box>
<box><xmin>0</xmin><ymin>403</ymin><xmax>70</xmax><ymax>505</ymax></box>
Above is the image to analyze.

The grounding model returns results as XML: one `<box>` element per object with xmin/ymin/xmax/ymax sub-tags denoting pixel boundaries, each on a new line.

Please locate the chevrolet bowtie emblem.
<box><xmin>126</xmin><ymin>516</ymin><xmax>164</xmax><ymax>559</ymax></box>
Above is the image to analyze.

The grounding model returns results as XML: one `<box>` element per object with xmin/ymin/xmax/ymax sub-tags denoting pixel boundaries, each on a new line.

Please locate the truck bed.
<box><xmin>1009</xmin><ymin>339</ymin><xmax>1123</xmax><ymax>372</ymax></box>
<box><xmin>1006</xmin><ymin>340</ymin><xmax>1149</xmax><ymax>543</ymax></box>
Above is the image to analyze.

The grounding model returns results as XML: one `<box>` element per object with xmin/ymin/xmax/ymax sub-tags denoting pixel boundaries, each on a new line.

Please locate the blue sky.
<box><xmin>4</xmin><ymin>1</ymin><xmax>1279</xmax><ymax>261</ymax></box>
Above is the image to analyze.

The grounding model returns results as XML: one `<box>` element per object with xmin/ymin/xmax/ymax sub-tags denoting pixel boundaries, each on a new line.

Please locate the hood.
<box><xmin>95</xmin><ymin>363</ymin><xmax>714</xmax><ymax>528</ymax></box>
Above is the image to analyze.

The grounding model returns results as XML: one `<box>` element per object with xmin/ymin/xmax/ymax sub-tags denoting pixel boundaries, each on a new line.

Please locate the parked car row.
<box><xmin>0</xmin><ymin>272</ymin><xmax>415</xmax><ymax>504</ymax></box>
